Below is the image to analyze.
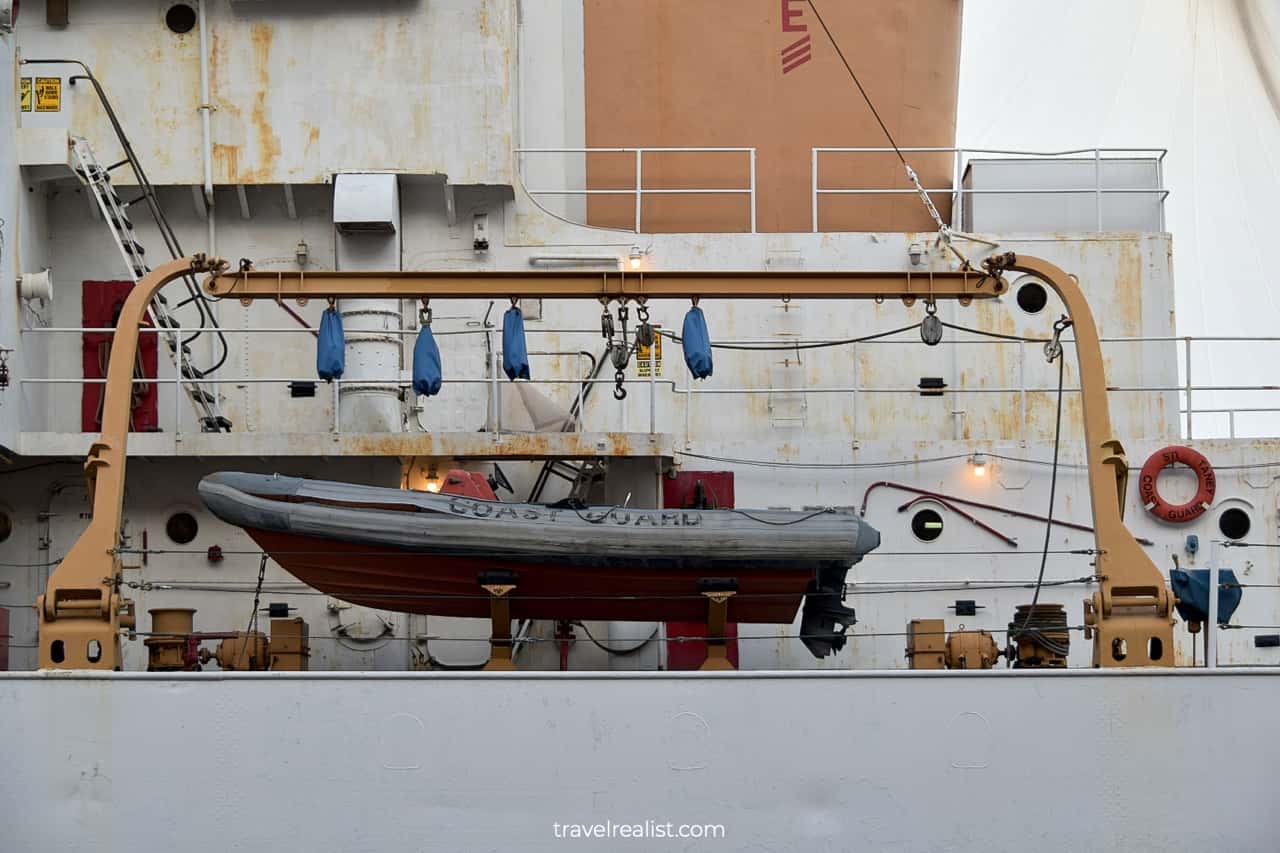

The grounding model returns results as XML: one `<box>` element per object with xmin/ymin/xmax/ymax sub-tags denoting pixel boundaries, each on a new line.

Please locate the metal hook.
<box><xmin>419</xmin><ymin>298</ymin><xmax>432</xmax><ymax>326</ymax></box>
<box><xmin>1044</xmin><ymin>315</ymin><xmax>1072</xmax><ymax>363</ymax></box>
<box><xmin>691</xmin><ymin>296</ymin><xmax>700</xmax><ymax>307</ymax></box>
<box><xmin>510</xmin><ymin>296</ymin><xmax>520</xmax><ymax>309</ymax></box>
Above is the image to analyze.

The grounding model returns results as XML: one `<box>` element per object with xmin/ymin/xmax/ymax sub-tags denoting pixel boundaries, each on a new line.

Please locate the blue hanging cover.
<box><xmin>1169</xmin><ymin>568</ymin><xmax>1243</xmax><ymax>625</ymax></box>
<box><xmin>502</xmin><ymin>306</ymin><xmax>530</xmax><ymax>380</ymax></box>
<box><xmin>682</xmin><ymin>305</ymin><xmax>714</xmax><ymax>380</ymax></box>
<box><xmin>412</xmin><ymin>325</ymin><xmax>443</xmax><ymax>397</ymax></box>
<box><xmin>316</xmin><ymin>307</ymin><xmax>345</xmax><ymax>381</ymax></box>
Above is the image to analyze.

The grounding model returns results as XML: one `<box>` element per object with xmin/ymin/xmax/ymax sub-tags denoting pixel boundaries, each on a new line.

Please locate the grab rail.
<box><xmin>517</xmin><ymin>147</ymin><xmax>757</xmax><ymax>233</ymax></box>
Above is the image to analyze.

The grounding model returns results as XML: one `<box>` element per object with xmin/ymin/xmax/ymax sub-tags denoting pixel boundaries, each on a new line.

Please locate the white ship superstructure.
<box><xmin>1</xmin><ymin>2</ymin><xmax>1279</xmax><ymax>850</ymax></box>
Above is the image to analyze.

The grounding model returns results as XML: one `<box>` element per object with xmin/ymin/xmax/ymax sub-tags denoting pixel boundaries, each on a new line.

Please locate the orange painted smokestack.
<box><xmin>584</xmin><ymin>0</ymin><xmax>962</xmax><ymax>233</ymax></box>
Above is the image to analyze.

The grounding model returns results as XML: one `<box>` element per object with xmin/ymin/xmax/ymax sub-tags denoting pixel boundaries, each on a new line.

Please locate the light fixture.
<box><xmin>425</xmin><ymin>481</ymin><xmax>441</xmax><ymax>493</ymax></box>
<box><xmin>423</xmin><ymin>465</ymin><xmax>441</xmax><ymax>493</ymax></box>
<box><xmin>628</xmin><ymin>246</ymin><xmax>643</xmax><ymax>270</ymax></box>
<box><xmin>0</xmin><ymin>1</ymin><xmax>18</xmax><ymax>33</ymax></box>
<box><xmin>969</xmin><ymin>454</ymin><xmax>988</xmax><ymax>478</ymax></box>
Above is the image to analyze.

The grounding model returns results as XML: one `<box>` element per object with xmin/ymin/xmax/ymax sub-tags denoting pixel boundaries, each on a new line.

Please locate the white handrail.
<box><xmin>516</xmin><ymin>147</ymin><xmax>757</xmax><ymax>234</ymax></box>
<box><xmin>810</xmin><ymin>146</ymin><xmax>1170</xmax><ymax>232</ymax></box>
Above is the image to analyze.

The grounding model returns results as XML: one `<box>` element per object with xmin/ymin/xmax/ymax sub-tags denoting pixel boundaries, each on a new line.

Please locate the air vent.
<box><xmin>333</xmin><ymin>173</ymin><xmax>399</xmax><ymax>235</ymax></box>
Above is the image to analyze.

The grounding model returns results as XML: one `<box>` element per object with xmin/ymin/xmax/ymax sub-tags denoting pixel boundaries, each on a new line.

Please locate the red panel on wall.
<box><xmin>82</xmin><ymin>281</ymin><xmax>159</xmax><ymax>432</ymax></box>
<box><xmin>662</xmin><ymin>471</ymin><xmax>739</xmax><ymax>670</ymax></box>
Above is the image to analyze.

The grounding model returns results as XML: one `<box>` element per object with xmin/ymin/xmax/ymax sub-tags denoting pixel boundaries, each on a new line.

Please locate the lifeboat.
<box><xmin>197</xmin><ymin>471</ymin><xmax>881</xmax><ymax>657</ymax></box>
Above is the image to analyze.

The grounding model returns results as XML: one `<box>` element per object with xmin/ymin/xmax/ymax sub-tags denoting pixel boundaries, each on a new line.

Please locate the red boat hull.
<box><xmin>245</xmin><ymin>527</ymin><xmax>811</xmax><ymax>624</ymax></box>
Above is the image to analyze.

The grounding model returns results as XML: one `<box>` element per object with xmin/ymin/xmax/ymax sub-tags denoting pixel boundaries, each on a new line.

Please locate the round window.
<box><xmin>1016</xmin><ymin>281</ymin><xmax>1048</xmax><ymax>314</ymax></box>
<box><xmin>165</xmin><ymin>4</ymin><xmax>197</xmax><ymax>34</ymax></box>
<box><xmin>166</xmin><ymin>512</ymin><xmax>199</xmax><ymax>544</ymax></box>
<box><xmin>1218</xmin><ymin>508</ymin><xmax>1251</xmax><ymax>541</ymax></box>
<box><xmin>911</xmin><ymin>508</ymin><xmax>944</xmax><ymax>542</ymax></box>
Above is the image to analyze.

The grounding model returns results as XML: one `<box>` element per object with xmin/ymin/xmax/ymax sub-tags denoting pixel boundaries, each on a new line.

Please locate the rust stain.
<box><xmin>248</xmin><ymin>23</ymin><xmax>283</xmax><ymax>182</ymax></box>
<box><xmin>213</xmin><ymin>144</ymin><xmax>242</xmax><ymax>184</ymax></box>
<box><xmin>303</xmin><ymin>123</ymin><xmax>321</xmax><ymax>155</ymax></box>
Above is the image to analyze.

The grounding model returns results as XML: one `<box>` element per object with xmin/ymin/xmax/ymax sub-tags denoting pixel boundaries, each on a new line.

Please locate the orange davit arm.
<box><xmin>39</xmin><ymin>252</ymin><xmax>1172</xmax><ymax>669</ymax></box>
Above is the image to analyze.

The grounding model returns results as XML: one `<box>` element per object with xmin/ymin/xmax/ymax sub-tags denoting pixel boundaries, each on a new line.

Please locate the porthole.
<box><xmin>166</xmin><ymin>511</ymin><xmax>199</xmax><ymax>545</ymax></box>
<box><xmin>911</xmin><ymin>508</ymin><xmax>944</xmax><ymax>542</ymax></box>
<box><xmin>1218</xmin><ymin>508</ymin><xmax>1251</xmax><ymax>541</ymax></box>
<box><xmin>1016</xmin><ymin>281</ymin><xmax>1048</xmax><ymax>315</ymax></box>
<box><xmin>0</xmin><ymin>510</ymin><xmax>11</xmax><ymax>544</ymax></box>
<box><xmin>165</xmin><ymin>4</ymin><xmax>197</xmax><ymax>35</ymax></box>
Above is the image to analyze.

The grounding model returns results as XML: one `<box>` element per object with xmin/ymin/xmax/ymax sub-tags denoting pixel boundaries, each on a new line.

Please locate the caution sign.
<box><xmin>19</xmin><ymin>78</ymin><xmax>32</xmax><ymax>112</ymax></box>
<box><xmin>636</xmin><ymin>326</ymin><xmax>662</xmax><ymax>377</ymax></box>
<box><xmin>35</xmin><ymin>77</ymin><xmax>62</xmax><ymax>112</ymax></box>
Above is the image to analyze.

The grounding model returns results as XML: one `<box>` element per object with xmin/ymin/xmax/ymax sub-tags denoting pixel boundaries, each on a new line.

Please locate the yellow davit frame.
<box><xmin>38</xmin><ymin>252</ymin><xmax>1172</xmax><ymax>670</ymax></box>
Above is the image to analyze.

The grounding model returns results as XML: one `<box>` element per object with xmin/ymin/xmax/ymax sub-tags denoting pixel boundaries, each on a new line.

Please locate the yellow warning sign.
<box><xmin>35</xmin><ymin>77</ymin><xmax>61</xmax><ymax>112</ymax></box>
<box><xmin>19</xmin><ymin>78</ymin><xmax>32</xmax><ymax>112</ymax></box>
<box><xmin>637</xmin><ymin>326</ymin><xmax>663</xmax><ymax>377</ymax></box>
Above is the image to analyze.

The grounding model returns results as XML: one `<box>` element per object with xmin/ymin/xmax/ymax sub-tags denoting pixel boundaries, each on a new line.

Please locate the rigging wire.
<box><xmin>118</xmin><ymin>546</ymin><xmax>1100</xmax><ymax>558</ymax></box>
<box><xmin>656</xmin><ymin>322</ymin><xmax>922</xmax><ymax>351</ymax></box>
<box><xmin>109</xmin><ymin>624</ymin><xmax>1090</xmax><ymax>645</ymax></box>
<box><xmin>572</xmin><ymin>621</ymin><xmax>658</xmax><ymax>656</ymax></box>
<box><xmin>804</xmin><ymin>0</ymin><xmax>947</xmax><ymax>233</ymax></box>
<box><xmin>805</xmin><ymin>0</ymin><xmax>904</xmax><ymax>168</ymax></box>
<box><xmin>234</xmin><ymin>554</ymin><xmax>268</xmax><ymax>669</ymax></box>
<box><xmin>1011</xmin><ymin>345</ymin><xmax>1068</xmax><ymax>645</ymax></box>
<box><xmin>114</xmin><ymin>574</ymin><xmax>1100</xmax><ymax>603</ymax></box>
<box><xmin>939</xmin><ymin>320</ymin><xmax>1056</xmax><ymax>344</ymax></box>
<box><xmin>672</xmin><ymin>450</ymin><xmax>1091</xmax><ymax>471</ymax></box>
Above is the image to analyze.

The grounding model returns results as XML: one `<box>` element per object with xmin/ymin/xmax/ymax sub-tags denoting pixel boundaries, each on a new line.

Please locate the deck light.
<box><xmin>629</xmin><ymin>246</ymin><xmax>643</xmax><ymax>270</ymax></box>
<box><xmin>969</xmin><ymin>454</ymin><xmax>988</xmax><ymax>477</ymax></box>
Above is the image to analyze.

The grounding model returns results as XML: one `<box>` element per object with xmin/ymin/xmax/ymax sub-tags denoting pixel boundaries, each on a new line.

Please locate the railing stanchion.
<box><xmin>648</xmin><ymin>340</ymin><xmax>657</xmax><ymax>435</ymax></box>
<box><xmin>1185</xmin><ymin>336</ymin><xmax>1193</xmax><ymax>439</ymax></box>
<box><xmin>634</xmin><ymin>149</ymin><xmax>643</xmax><ymax>233</ymax></box>
<box><xmin>749</xmin><ymin>148</ymin><xmax>757</xmax><ymax>234</ymax></box>
<box><xmin>174</xmin><ymin>325</ymin><xmax>182</xmax><ymax>440</ymax></box>
<box><xmin>1094</xmin><ymin>147</ymin><xmax>1103</xmax><ymax>230</ymax></box>
<box><xmin>332</xmin><ymin>379</ymin><xmax>340</xmax><ymax>435</ymax></box>
<box><xmin>811</xmin><ymin>148</ymin><xmax>819</xmax><ymax>233</ymax></box>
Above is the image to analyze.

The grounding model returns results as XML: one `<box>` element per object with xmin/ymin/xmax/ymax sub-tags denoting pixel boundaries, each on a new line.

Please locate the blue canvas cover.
<box><xmin>316</xmin><ymin>308</ymin><xmax>345</xmax><ymax>381</ymax></box>
<box><xmin>682</xmin><ymin>306</ymin><xmax>714</xmax><ymax>379</ymax></box>
<box><xmin>412</xmin><ymin>325</ymin><xmax>443</xmax><ymax>397</ymax></box>
<box><xmin>502</xmin><ymin>306</ymin><xmax>530</xmax><ymax>380</ymax></box>
<box><xmin>1170</xmin><ymin>568</ymin><xmax>1243</xmax><ymax>625</ymax></box>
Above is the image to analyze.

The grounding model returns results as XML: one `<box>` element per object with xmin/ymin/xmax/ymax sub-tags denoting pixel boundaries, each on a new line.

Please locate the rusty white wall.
<box><xmin>2</xmin><ymin>670</ymin><xmax>1279</xmax><ymax>852</ymax></box>
<box><xmin>14</xmin><ymin>0</ymin><xmax>516</xmax><ymax>186</ymax></box>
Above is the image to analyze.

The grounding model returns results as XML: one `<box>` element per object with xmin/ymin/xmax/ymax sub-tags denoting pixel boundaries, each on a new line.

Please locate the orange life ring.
<box><xmin>1138</xmin><ymin>446</ymin><xmax>1216</xmax><ymax>523</ymax></box>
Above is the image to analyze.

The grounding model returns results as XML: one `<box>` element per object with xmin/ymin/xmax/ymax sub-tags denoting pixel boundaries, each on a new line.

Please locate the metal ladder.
<box><xmin>71</xmin><ymin>136</ymin><xmax>230</xmax><ymax>432</ymax></box>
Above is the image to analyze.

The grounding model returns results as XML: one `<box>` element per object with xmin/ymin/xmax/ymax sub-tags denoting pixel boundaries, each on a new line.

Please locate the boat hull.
<box><xmin>242</xmin><ymin>526</ymin><xmax>813</xmax><ymax>623</ymax></box>
<box><xmin>199</xmin><ymin>472</ymin><xmax>880</xmax><ymax>652</ymax></box>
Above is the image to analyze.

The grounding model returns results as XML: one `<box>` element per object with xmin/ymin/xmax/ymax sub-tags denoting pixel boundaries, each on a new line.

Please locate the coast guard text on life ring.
<box><xmin>1138</xmin><ymin>445</ymin><xmax>1216</xmax><ymax>523</ymax></box>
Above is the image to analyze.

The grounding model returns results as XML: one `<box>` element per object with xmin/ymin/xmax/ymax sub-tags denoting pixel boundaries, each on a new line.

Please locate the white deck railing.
<box><xmin>517</xmin><ymin>147</ymin><xmax>757</xmax><ymax>233</ymax></box>
<box><xmin>810</xmin><ymin>147</ymin><xmax>1170</xmax><ymax>233</ymax></box>
<box><xmin>18</xmin><ymin>325</ymin><xmax>1280</xmax><ymax>441</ymax></box>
